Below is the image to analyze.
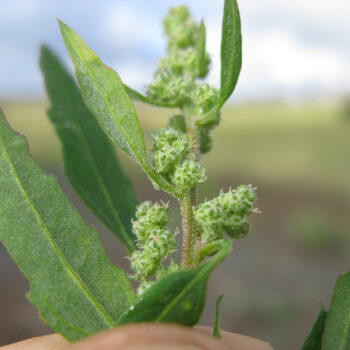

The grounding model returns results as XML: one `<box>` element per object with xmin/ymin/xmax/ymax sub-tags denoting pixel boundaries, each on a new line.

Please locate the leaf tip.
<box><xmin>57</xmin><ymin>19</ymin><xmax>72</xmax><ymax>38</ymax></box>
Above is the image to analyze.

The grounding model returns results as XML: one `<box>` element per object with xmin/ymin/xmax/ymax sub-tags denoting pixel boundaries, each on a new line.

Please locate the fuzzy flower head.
<box><xmin>147</xmin><ymin>69</ymin><xmax>189</xmax><ymax>105</ymax></box>
<box><xmin>152</xmin><ymin>128</ymin><xmax>190</xmax><ymax>175</ymax></box>
<box><xmin>192</xmin><ymin>84</ymin><xmax>219</xmax><ymax>116</ymax></box>
<box><xmin>168</xmin><ymin>114</ymin><xmax>187</xmax><ymax>134</ymax></box>
<box><xmin>132</xmin><ymin>201</ymin><xmax>169</xmax><ymax>243</ymax></box>
<box><xmin>147</xmin><ymin>6</ymin><xmax>211</xmax><ymax>104</ymax></box>
<box><xmin>195</xmin><ymin>185</ymin><xmax>258</xmax><ymax>243</ymax></box>
<box><xmin>198</xmin><ymin>112</ymin><xmax>221</xmax><ymax>154</ymax></box>
<box><xmin>171</xmin><ymin>158</ymin><xmax>207</xmax><ymax>191</ymax></box>
<box><xmin>160</xmin><ymin>48</ymin><xmax>198</xmax><ymax>76</ymax></box>
<box><xmin>130</xmin><ymin>201</ymin><xmax>178</xmax><ymax>294</ymax></box>
<box><xmin>163</xmin><ymin>6</ymin><xmax>199</xmax><ymax>50</ymax></box>
<box><xmin>130</xmin><ymin>250</ymin><xmax>160</xmax><ymax>281</ymax></box>
<box><xmin>143</xmin><ymin>227</ymin><xmax>177</xmax><ymax>260</ymax></box>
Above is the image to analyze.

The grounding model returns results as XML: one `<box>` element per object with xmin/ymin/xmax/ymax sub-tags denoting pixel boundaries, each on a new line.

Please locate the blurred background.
<box><xmin>0</xmin><ymin>0</ymin><xmax>350</xmax><ymax>349</ymax></box>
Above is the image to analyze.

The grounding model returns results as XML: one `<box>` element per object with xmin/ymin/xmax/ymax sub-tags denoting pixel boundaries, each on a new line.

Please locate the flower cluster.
<box><xmin>195</xmin><ymin>185</ymin><xmax>258</xmax><ymax>243</ymax></box>
<box><xmin>152</xmin><ymin>128</ymin><xmax>206</xmax><ymax>192</ymax></box>
<box><xmin>152</xmin><ymin>128</ymin><xmax>189</xmax><ymax>174</ymax></box>
<box><xmin>171</xmin><ymin>158</ymin><xmax>207</xmax><ymax>191</ymax></box>
<box><xmin>147</xmin><ymin>6</ymin><xmax>211</xmax><ymax>106</ymax></box>
<box><xmin>198</xmin><ymin>111</ymin><xmax>221</xmax><ymax>154</ymax></box>
<box><xmin>130</xmin><ymin>5</ymin><xmax>257</xmax><ymax>295</ymax></box>
<box><xmin>163</xmin><ymin>6</ymin><xmax>199</xmax><ymax>50</ymax></box>
<box><xmin>192</xmin><ymin>84</ymin><xmax>219</xmax><ymax>116</ymax></box>
<box><xmin>168</xmin><ymin>114</ymin><xmax>187</xmax><ymax>134</ymax></box>
<box><xmin>130</xmin><ymin>201</ymin><xmax>178</xmax><ymax>294</ymax></box>
<box><xmin>146</xmin><ymin>5</ymin><xmax>221</xmax><ymax>153</ymax></box>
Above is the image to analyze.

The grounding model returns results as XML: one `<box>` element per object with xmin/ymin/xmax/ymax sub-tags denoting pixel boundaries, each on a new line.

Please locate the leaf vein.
<box><xmin>0</xmin><ymin>134</ymin><xmax>116</xmax><ymax>329</ymax></box>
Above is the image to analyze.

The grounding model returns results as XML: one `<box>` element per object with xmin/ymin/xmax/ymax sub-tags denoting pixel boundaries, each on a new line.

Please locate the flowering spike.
<box><xmin>171</xmin><ymin>158</ymin><xmax>207</xmax><ymax>191</ymax></box>
<box><xmin>168</xmin><ymin>114</ymin><xmax>187</xmax><ymax>134</ymax></box>
<box><xmin>152</xmin><ymin>128</ymin><xmax>190</xmax><ymax>175</ymax></box>
<box><xmin>130</xmin><ymin>201</ymin><xmax>178</xmax><ymax>294</ymax></box>
<box><xmin>194</xmin><ymin>185</ymin><xmax>258</xmax><ymax>243</ymax></box>
<box><xmin>163</xmin><ymin>6</ymin><xmax>199</xmax><ymax>51</ymax></box>
<box><xmin>192</xmin><ymin>84</ymin><xmax>219</xmax><ymax>116</ymax></box>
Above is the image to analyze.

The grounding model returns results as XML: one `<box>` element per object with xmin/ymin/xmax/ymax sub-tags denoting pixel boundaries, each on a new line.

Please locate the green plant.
<box><xmin>0</xmin><ymin>1</ymin><xmax>350</xmax><ymax>349</ymax></box>
<box><xmin>0</xmin><ymin>0</ymin><xmax>254</xmax><ymax>340</ymax></box>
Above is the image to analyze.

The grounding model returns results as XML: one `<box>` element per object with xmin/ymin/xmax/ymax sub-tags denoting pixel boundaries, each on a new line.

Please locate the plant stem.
<box><xmin>181</xmin><ymin>196</ymin><xmax>195</xmax><ymax>268</ymax></box>
<box><xmin>181</xmin><ymin>105</ymin><xmax>201</xmax><ymax>268</ymax></box>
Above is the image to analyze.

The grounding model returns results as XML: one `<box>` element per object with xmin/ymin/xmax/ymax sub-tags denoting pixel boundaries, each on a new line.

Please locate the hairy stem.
<box><xmin>181</xmin><ymin>106</ymin><xmax>201</xmax><ymax>268</ymax></box>
<box><xmin>181</xmin><ymin>196</ymin><xmax>195</xmax><ymax>268</ymax></box>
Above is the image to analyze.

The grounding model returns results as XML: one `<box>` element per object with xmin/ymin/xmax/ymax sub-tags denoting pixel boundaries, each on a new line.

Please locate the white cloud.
<box><xmin>99</xmin><ymin>2</ymin><xmax>163</xmax><ymax>51</ymax></box>
<box><xmin>113</xmin><ymin>59</ymin><xmax>154</xmax><ymax>91</ymax></box>
<box><xmin>244</xmin><ymin>30</ymin><xmax>349</xmax><ymax>87</ymax></box>
<box><xmin>0</xmin><ymin>0</ymin><xmax>349</xmax><ymax>100</ymax></box>
<box><xmin>202</xmin><ymin>0</ymin><xmax>350</xmax><ymax>100</ymax></box>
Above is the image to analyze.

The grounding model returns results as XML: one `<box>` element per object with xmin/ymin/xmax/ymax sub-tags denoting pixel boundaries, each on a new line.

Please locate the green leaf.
<box><xmin>321</xmin><ymin>272</ymin><xmax>350</xmax><ymax>350</ymax></box>
<box><xmin>196</xmin><ymin>20</ymin><xmax>208</xmax><ymax>78</ymax></box>
<box><xmin>58</xmin><ymin>20</ymin><xmax>178</xmax><ymax>197</ymax></box>
<box><xmin>195</xmin><ymin>0</ymin><xmax>242</xmax><ymax>128</ymax></box>
<box><xmin>214</xmin><ymin>295</ymin><xmax>224</xmax><ymax>338</ymax></box>
<box><xmin>217</xmin><ymin>0</ymin><xmax>242</xmax><ymax>108</ymax></box>
<box><xmin>300</xmin><ymin>305</ymin><xmax>327</xmax><ymax>350</ymax></box>
<box><xmin>40</xmin><ymin>45</ymin><xmax>138</xmax><ymax>254</ymax></box>
<box><xmin>125</xmin><ymin>85</ymin><xmax>179</xmax><ymax>108</ymax></box>
<box><xmin>0</xmin><ymin>109</ymin><xmax>136</xmax><ymax>341</ymax></box>
<box><xmin>118</xmin><ymin>240</ymin><xmax>231</xmax><ymax>325</ymax></box>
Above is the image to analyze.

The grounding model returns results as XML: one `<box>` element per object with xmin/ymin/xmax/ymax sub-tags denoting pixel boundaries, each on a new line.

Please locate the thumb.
<box><xmin>67</xmin><ymin>323</ymin><xmax>273</xmax><ymax>350</ymax></box>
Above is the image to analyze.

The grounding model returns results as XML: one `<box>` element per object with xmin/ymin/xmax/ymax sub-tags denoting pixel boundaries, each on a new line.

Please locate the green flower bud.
<box><xmin>143</xmin><ymin>227</ymin><xmax>177</xmax><ymax>260</ymax></box>
<box><xmin>152</xmin><ymin>128</ymin><xmax>190</xmax><ymax>174</ymax></box>
<box><xmin>168</xmin><ymin>114</ymin><xmax>187</xmax><ymax>134</ymax></box>
<box><xmin>199</xmin><ymin>128</ymin><xmax>212</xmax><ymax>154</ymax></box>
<box><xmin>147</xmin><ymin>69</ymin><xmax>189</xmax><ymax>105</ymax></box>
<box><xmin>130</xmin><ymin>200</ymin><xmax>178</xmax><ymax>294</ymax></box>
<box><xmin>160</xmin><ymin>48</ymin><xmax>197</xmax><ymax>76</ymax></box>
<box><xmin>132</xmin><ymin>201</ymin><xmax>169</xmax><ymax>243</ymax></box>
<box><xmin>224</xmin><ymin>220</ymin><xmax>250</xmax><ymax>239</ymax></box>
<box><xmin>164</xmin><ymin>5</ymin><xmax>190</xmax><ymax>26</ymax></box>
<box><xmin>195</xmin><ymin>185</ymin><xmax>258</xmax><ymax>242</ymax></box>
<box><xmin>130</xmin><ymin>250</ymin><xmax>160</xmax><ymax>280</ymax></box>
<box><xmin>163</xmin><ymin>6</ymin><xmax>198</xmax><ymax>50</ymax></box>
<box><xmin>171</xmin><ymin>159</ymin><xmax>207</xmax><ymax>191</ymax></box>
<box><xmin>192</xmin><ymin>84</ymin><xmax>219</xmax><ymax>116</ymax></box>
<box><xmin>198</xmin><ymin>112</ymin><xmax>220</xmax><ymax>153</ymax></box>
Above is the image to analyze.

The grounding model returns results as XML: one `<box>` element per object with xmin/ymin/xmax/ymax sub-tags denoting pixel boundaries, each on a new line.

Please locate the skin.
<box><xmin>1</xmin><ymin>324</ymin><xmax>274</xmax><ymax>350</ymax></box>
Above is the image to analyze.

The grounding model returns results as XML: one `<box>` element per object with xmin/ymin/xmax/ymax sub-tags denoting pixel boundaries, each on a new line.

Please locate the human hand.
<box><xmin>1</xmin><ymin>323</ymin><xmax>273</xmax><ymax>350</ymax></box>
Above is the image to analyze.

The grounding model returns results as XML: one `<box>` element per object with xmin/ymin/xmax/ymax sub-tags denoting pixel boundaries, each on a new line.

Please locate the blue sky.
<box><xmin>0</xmin><ymin>0</ymin><xmax>349</xmax><ymax>102</ymax></box>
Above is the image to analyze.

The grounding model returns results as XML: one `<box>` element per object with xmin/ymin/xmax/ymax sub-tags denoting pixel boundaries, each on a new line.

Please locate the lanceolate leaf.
<box><xmin>0</xmin><ymin>110</ymin><xmax>136</xmax><ymax>341</ymax></box>
<box><xmin>40</xmin><ymin>45</ymin><xmax>138</xmax><ymax>254</ymax></box>
<box><xmin>300</xmin><ymin>305</ymin><xmax>327</xmax><ymax>350</ymax></box>
<box><xmin>125</xmin><ymin>85</ymin><xmax>179</xmax><ymax>108</ymax></box>
<box><xmin>196</xmin><ymin>21</ymin><xmax>208</xmax><ymax>78</ymax></box>
<box><xmin>196</xmin><ymin>0</ymin><xmax>242</xmax><ymax>128</ymax></box>
<box><xmin>321</xmin><ymin>272</ymin><xmax>350</xmax><ymax>350</ymax></box>
<box><xmin>118</xmin><ymin>240</ymin><xmax>231</xmax><ymax>325</ymax></box>
<box><xmin>59</xmin><ymin>21</ymin><xmax>178</xmax><ymax>197</ymax></box>
<box><xmin>218</xmin><ymin>0</ymin><xmax>242</xmax><ymax>108</ymax></box>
